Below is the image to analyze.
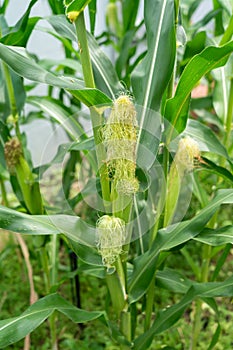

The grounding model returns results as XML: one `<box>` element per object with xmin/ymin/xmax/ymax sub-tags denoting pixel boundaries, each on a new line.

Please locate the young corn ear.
<box><xmin>4</xmin><ymin>137</ymin><xmax>43</xmax><ymax>214</ymax></box>
<box><xmin>102</xmin><ymin>95</ymin><xmax>139</xmax><ymax>196</ymax></box>
<box><xmin>4</xmin><ymin>137</ymin><xmax>22</xmax><ymax>173</ymax></box>
<box><xmin>175</xmin><ymin>136</ymin><xmax>200</xmax><ymax>173</ymax></box>
<box><xmin>164</xmin><ymin>136</ymin><xmax>200</xmax><ymax>226</ymax></box>
<box><xmin>96</xmin><ymin>215</ymin><xmax>126</xmax><ymax>269</ymax></box>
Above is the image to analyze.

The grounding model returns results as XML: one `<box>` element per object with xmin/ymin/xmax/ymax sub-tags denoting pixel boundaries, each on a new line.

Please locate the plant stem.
<box><xmin>50</xmin><ymin>311</ymin><xmax>58</xmax><ymax>350</ymax></box>
<box><xmin>225</xmin><ymin>78</ymin><xmax>233</xmax><ymax>150</ymax></box>
<box><xmin>191</xmin><ymin>212</ymin><xmax>216</xmax><ymax>349</ymax></box>
<box><xmin>106</xmin><ymin>268</ymin><xmax>126</xmax><ymax>316</ymax></box>
<box><xmin>219</xmin><ymin>15</ymin><xmax>233</xmax><ymax>46</ymax></box>
<box><xmin>144</xmin><ymin>274</ymin><xmax>156</xmax><ymax>331</ymax></box>
<box><xmin>74</xmin><ymin>13</ymin><xmax>111</xmax><ymax>205</ymax></box>
<box><xmin>50</xmin><ymin>234</ymin><xmax>58</xmax><ymax>287</ymax></box>
<box><xmin>191</xmin><ymin>244</ymin><xmax>212</xmax><ymax>349</ymax></box>
<box><xmin>2</xmin><ymin>62</ymin><xmax>21</xmax><ymax>140</ymax></box>
<box><xmin>2</xmin><ymin>62</ymin><xmax>18</xmax><ymax>116</ymax></box>
<box><xmin>0</xmin><ymin>178</ymin><xmax>9</xmax><ymax>207</ymax></box>
<box><xmin>74</xmin><ymin>11</ymin><xmax>130</xmax><ymax>344</ymax></box>
<box><xmin>40</xmin><ymin>247</ymin><xmax>50</xmax><ymax>293</ymax></box>
<box><xmin>120</xmin><ymin>311</ymin><xmax>131</xmax><ymax>349</ymax></box>
<box><xmin>74</xmin><ymin>12</ymin><xmax>95</xmax><ymax>89</ymax></box>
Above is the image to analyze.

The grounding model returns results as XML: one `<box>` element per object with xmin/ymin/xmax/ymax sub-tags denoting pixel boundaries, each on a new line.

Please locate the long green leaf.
<box><xmin>46</xmin><ymin>14</ymin><xmax>77</xmax><ymax>41</ymax></box>
<box><xmin>26</xmin><ymin>96</ymin><xmax>85</xmax><ymax>139</ymax></box>
<box><xmin>199</xmin><ymin>157</ymin><xmax>233</xmax><ymax>183</ymax></box>
<box><xmin>131</xmin><ymin>0</ymin><xmax>176</xmax><ymax>111</ymax></box>
<box><xmin>165</xmin><ymin>41</ymin><xmax>233</xmax><ymax>137</ymax></box>
<box><xmin>35</xmin><ymin>138</ymin><xmax>94</xmax><ymax>178</ymax></box>
<box><xmin>212</xmin><ymin>65</ymin><xmax>230</xmax><ymax>122</ymax></box>
<box><xmin>194</xmin><ymin>226</ymin><xmax>233</xmax><ymax>246</ymax></box>
<box><xmin>88</xmin><ymin>0</ymin><xmax>96</xmax><ymax>34</ymax></box>
<box><xmin>0</xmin><ymin>206</ymin><xmax>96</xmax><ymax>246</ymax></box>
<box><xmin>128</xmin><ymin>190</ymin><xmax>233</xmax><ymax>302</ymax></box>
<box><xmin>64</xmin><ymin>0</ymin><xmax>91</xmax><ymax>16</ymax></box>
<box><xmin>122</xmin><ymin>0</ymin><xmax>140</xmax><ymax>31</ymax></box>
<box><xmin>0</xmin><ymin>293</ymin><xmax>105</xmax><ymax>348</ymax></box>
<box><xmin>88</xmin><ymin>34</ymin><xmax>124</xmax><ymax>98</ymax></box>
<box><xmin>0</xmin><ymin>44</ymin><xmax>112</xmax><ymax>106</ymax></box>
<box><xmin>0</xmin><ymin>0</ymin><xmax>39</xmax><ymax>46</ymax></box>
<box><xmin>134</xmin><ymin>275</ymin><xmax>233</xmax><ymax>349</ymax></box>
<box><xmin>46</xmin><ymin>15</ymin><xmax>123</xmax><ymax>98</ymax></box>
<box><xmin>156</xmin><ymin>268</ymin><xmax>192</xmax><ymax>294</ymax></box>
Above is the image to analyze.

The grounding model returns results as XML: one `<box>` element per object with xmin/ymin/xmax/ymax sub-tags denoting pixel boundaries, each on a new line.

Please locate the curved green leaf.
<box><xmin>46</xmin><ymin>15</ymin><xmax>123</xmax><ymax>98</ymax></box>
<box><xmin>27</xmin><ymin>96</ymin><xmax>85</xmax><ymax>139</ymax></box>
<box><xmin>45</xmin><ymin>14</ymin><xmax>77</xmax><ymax>41</ymax></box>
<box><xmin>0</xmin><ymin>44</ymin><xmax>112</xmax><ymax>106</ymax></box>
<box><xmin>156</xmin><ymin>268</ymin><xmax>192</xmax><ymax>294</ymax></box>
<box><xmin>0</xmin><ymin>0</ymin><xmax>39</xmax><ymax>46</ymax></box>
<box><xmin>165</xmin><ymin>41</ymin><xmax>233</xmax><ymax>137</ymax></box>
<box><xmin>194</xmin><ymin>226</ymin><xmax>233</xmax><ymax>246</ymax></box>
<box><xmin>199</xmin><ymin>157</ymin><xmax>233</xmax><ymax>183</ymax></box>
<box><xmin>128</xmin><ymin>189</ymin><xmax>233</xmax><ymax>302</ymax></box>
<box><xmin>0</xmin><ymin>293</ymin><xmax>105</xmax><ymax>348</ymax></box>
<box><xmin>35</xmin><ymin>138</ymin><xmax>95</xmax><ymax>178</ymax></box>
<box><xmin>88</xmin><ymin>34</ymin><xmax>124</xmax><ymax>98</ymax></box>
<box><xmin>134</xmin><ymin>275</ymin><xmax>233</xmax><ymax>349</ymax></box>
<box><xmin>64</xmin><ymin>0</ymin><xmax>91</xmax><ymax>16</ymax></box>
<box><xmin>39</xmin><ymin>58</ymin><xmax>82</xmax><ymax>72</ymax></box>
<box><xmin>69</xmin><ymin>240</ymin><xmax>103</xmax><ymax>266</ymax></box>
<box><xmin>0</xmin><ymin>205</ymin><xmax>96</xmax><ymax>246</ymax></box>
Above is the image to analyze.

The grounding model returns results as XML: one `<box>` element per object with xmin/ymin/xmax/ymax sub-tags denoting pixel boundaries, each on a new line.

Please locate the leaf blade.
<box><xmin>165</xmin><ymin>41</ymin><xmax>233</xmax><ymax>136</ymax></box>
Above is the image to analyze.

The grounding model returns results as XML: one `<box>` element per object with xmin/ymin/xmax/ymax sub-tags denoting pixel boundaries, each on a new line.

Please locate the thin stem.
<box><xmin>2</xmin><ymin>62</ymin><xmax>18</xmax><ymax>117</ymax></box>
<box><xmin>74</xmin><ymin>12</ymin><xmax>95</xmax><ymax>89</ymax></box>
<box><xmin>144</xmin><ymin>275</ymin><xmax>156</xmax><ymax>331</ymax></box>
<box><xmin>120</xmin><ymin>311</ymin><xmax>131</xmax><ymax>349</ymax></box>
<box><xmin>0</xmin><ymin>178</ymin><xmax>9</xmax><ymax>207</ymax></box>
<box><xmin>219</xmin><ymin>15</ymin><xmax>233</xmax><ymax>46</ymax></box>
<box><xmin>191</xmin><ymin>245</ymin><xmax>212</xmax><ymax>350</ymax></box>
<box><xmin>225</xmin><ymin>78</ymin><xmax>233</xmax><ymax>150</ymax></box>
<box><xmin>191</xmin><ymin>214</ymin><xmax>216</xmax><ymax>349</ymax></box>
<box><xmin>134</xmin><ymin>195</ymin><xmax>144</xmax><ymax>254</ymax></box>
<box><xmin>50</xmin><ymin>312</ymin><xmax>58</xmax><ymax>350</ymax></box>
<box><xmin>106</xmin><ymin>269</ymin><xmax>126</xmax><ymax>316</ymax></box>
<box><xmin>2</xmin><ymin>62</ymin><xmax>21</xmax><ymax>140</ymax></box>
<box><xmin>50</xmin><ymin>234</ymin><xmax>58</xmax><ymax>287</ymax></box>
<box><xmin>74</xmin><ymin>13</ymin><xmax>111</xmax><ymax>205</ymax></box>
<box><xmin>40</xmin><ymin>247</ymin><xmax>50</xmax><ymax>293</ymax></box>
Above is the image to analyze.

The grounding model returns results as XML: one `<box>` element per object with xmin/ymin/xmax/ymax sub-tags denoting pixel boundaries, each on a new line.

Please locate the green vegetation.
<box><xmin>0</xmin><ymin>0</ymin><xmax>232</xmax><ymax>349</ymax></box>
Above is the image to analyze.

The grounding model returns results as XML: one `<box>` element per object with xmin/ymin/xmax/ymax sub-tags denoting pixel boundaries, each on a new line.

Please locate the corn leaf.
<box><xmin>128</xmin><ymin>189</ymin><xmax>233</xmax><ymax>303</ymax></box>
<box><xmin>165</xmin><ymin>41</ymin><xmax>233</xmax><ymax>137</ymax></box>
<box><xmin>0</xmin><ymin>44</ymin><xmax>112</xmax><ymax>107</ymax></box>
<box><xmin>0</xmin><ymin>293</ymin><xmax>105</xmax><ymax>348</ymax></box>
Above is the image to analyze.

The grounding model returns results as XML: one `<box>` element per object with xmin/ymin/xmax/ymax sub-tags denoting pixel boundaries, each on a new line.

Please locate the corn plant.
<box><xmin>0</xmin><ymin>0</ymin><xmax>233</xmax><ymax>349</ymax></box>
